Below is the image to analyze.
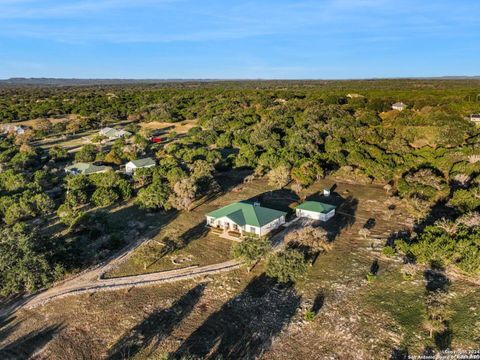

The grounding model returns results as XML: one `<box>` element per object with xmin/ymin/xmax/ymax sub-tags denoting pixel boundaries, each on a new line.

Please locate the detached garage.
<box><xmin>295</xmin><ymin>201</ymin><xmax>336</xmax><ymax>222</ymax></box>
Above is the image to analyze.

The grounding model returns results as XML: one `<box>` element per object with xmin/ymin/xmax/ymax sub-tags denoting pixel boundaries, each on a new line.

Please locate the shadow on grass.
<box><xmin>370</xmin><ymin>259</ymin><xmax>380</xmax><ymax>275</ymax></box>
<box><xmin>60</xmin><ymin>204</ymin><xmax>180</xmax><ymax>271</ymax></box>
<box><xmin>108</xmin><ymin>283</ymin><xmax>206</xmax><ymax>360</ymax></box>
<box><xmin>423</xmin><ymin>269</ymin><xmax>450</xmax><ymax>292</ymax></box>
<box><xmin>312</xmin><ymin>292</ymin><xmax>325</xmax><ymax>314</ymax></box>
<box><xmin>0</xmin><ymin>316</ymin><xmax>21</xmax><ymax>345</ymax></box>
<box><xmin>174</xmin><ymin>274</ymin><xmax>301</xmax><ymax>359</ymax></box>
<box><xmin>0</xmin><ymin>324</ymin><xmax>62</xmax><ymax>360</ymax></box>
<box><xmin>390</xmin><ymin>347</ymin><xmax>409</xmax><ymax>360</ymax></box>
<box><xmin>315</xmin><ymin>194</ymin><xmax>358</xmax><ymax>242</ymax></box>
<box><xmin>190</xmin><ymin>169</ymin><xmax>253</xmax><ymax>211</ymax></box>
<box><xmin>434</xmin><ymin>327</ymin><xmax>452</xmax><ymax>351</ymax></box>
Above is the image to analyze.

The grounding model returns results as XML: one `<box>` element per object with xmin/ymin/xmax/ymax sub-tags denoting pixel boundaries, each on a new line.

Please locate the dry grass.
<box><xmin>2</xmin><ymin>174</ymin><xmax>479</xmax><ymax>359</ymax></box>
<box><xmin>139</xmin><ymin>119</ymin><xmax>197</xmax><ymax>134</ymax></box>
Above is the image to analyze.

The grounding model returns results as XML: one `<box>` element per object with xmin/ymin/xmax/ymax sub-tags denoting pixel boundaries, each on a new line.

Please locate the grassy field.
<box><xmin>106</xmin><ymin>231</ymin><xmax>234</xmax><ymax>277</ymax></box>
<box><xmin>139</xmin><ymin>119</ymin><xmax>197</xmax><ymax>134</ymax></box>
<box><xmin>1</xmin><ymin>172</ymin><xmax>479</xmax><ymax>359</ymax></box>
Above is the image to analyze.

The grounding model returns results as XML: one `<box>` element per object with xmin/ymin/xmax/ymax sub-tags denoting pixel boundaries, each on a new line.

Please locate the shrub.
<box><xmin>366</xmin><ymin>272</ymin><xmax>376</xmax><ymax>282</ymax></box>
<box><xmin>0</xmin><ymin>226</ymin><xmax>53</xmax><ymax>296</ymax></box>
<box><xmin>382</xmin><ymin>245</ymin><xmax>396</xmax><ymax>257</ymax></box>
<box><xmin>231</xmin><ymin>236</ymin><xmax>271</xmax><ymax>265</ymax></box>
<box><xmin>304</xmin><ymin>309</ymin><xmax>316</xmax><ymax>322</ymax></box>
<box><xmin>135</xmin><ymin>181</ymin><xmax>171</xmax><ymax>210</ymax></box>
<box><xmin>266</xmin><ymin>249</ymin><xmax>308</xmax><ymax>284</ymax></box>
<box><xmin>91</xmin><ymin>187</ymin><xmax>119</xmax><ymax>208</ymax></box>
<box><xmin>75</xmin><ymin>144</ymin><xmax>97</xmax><ymax>162</ymax></box>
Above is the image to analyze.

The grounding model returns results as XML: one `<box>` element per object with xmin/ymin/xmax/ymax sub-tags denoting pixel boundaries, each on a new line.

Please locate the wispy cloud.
<box><xmin>0</xmin><ymin>0</ymin><xmax>478</xmax><ymax>44</ymax></box>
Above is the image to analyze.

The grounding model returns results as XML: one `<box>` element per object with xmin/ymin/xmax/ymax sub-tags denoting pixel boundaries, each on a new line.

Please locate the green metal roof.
<box><xmin>129</xmin><ymin>157</ymin><xmax>156</xmax><ymax>168</ymax></box>
<box><xmin>100</xmin><ymin>127</ymin><xmax>131</xmax><ymax>138</ymax></box>
<box><xmin>206</xmin><ymin>201</ymin><xmax>286</xmax><ymax>227</ymax></box>
<box><xmin>65</xmin><ymin>162</ymin><xmax>112</xmax><ymax>175</ymax></box>
<box><xmin>296</xmin><ymin>201</ymin><xmax>336</xmax><ymax>214</ymax></box>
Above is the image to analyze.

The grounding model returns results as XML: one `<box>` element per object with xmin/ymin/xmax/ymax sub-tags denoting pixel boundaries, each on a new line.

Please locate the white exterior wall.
<box><xmin>125</xmin><ymin>163</ymin><xmax>137</xmax><ymax>174</ymax></box>
<box><xmin>206</xmin><ymin>216</ymin><xmax>244</xmax><ymax>232</ymax></box>
<box><xmin>126</xmin><ymin>163</ymin><xmax>155</xmax><ymax>174</ymax></box>
<box><xmin>206</xmin><ymin>215</ymin><xmax>284</xmax><ymax>236</ymax></box>
<box><xmin>259</xmin><ymin>215</ymin><xmax>285</xmax><ymax>236</ymax></box>
<box><xmin>296</xmin><ymin>209</ymin><xmax>335</xmax><ymax>222</ymax></box>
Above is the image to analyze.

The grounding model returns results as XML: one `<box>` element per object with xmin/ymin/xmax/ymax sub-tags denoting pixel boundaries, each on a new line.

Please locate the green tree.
<box><xmin>423</xmin><ymin>290</ymin><xmax>453</xmax><ymax>339</ymax></box>
<box><xmin>57</xmin><ymin>203</ymin><xmax>85</xmax><ymax>227</ymax></box>
<box><xmin>231</xmin><ymin>236</ymin><xmax>271</xmax><ymax>265</ymax></box>
<box><xmin>0</xmin><ymin>169</ymin><xmax>26</xmax><ymax>192</ymax></box>
<box><xmin>290</xmin><ymin>161</ymin><xmax>323</xmax><ymax>187</ymax></box>
<box><xmin>267</xmin><ymin>165</ymin><xmax>291</xmax><ymax>189</ymax></box>
<box><xmin>117</xmin><ymin>178</ymin><xmax>132</xmax><ymax>200</ymax></box>
<box><xmin>91</xmin><ymin>187</ymin><xmax>119</xmax><ymax>208</ymax></box>
<box><xmin>75</xmin><ymin>144</ymin><xmax>97</xmax><ymax>162</ymax></box>
<box><xmin>49</xmin><ymin>145</ymin><xmax>68</xmax><ymax>160</ymax></box>
<box><xmin>266</xmin><ymin>249</ymin><xmax>308</xmax><ymax>284</ymax></box>
<box><xmin>135</xmin><ymin>182</ymin><xmax>171</xmax><ymax>210</ymax></box>
<box><xmin>0</xmin><ymin>226</ymin><xmax>53</xmax><ymax>296</ymax></box>
<box><xmin>448</xmin><ymin>188</ymin><xmax>480</xmax><ymax>213</ymax></box>
<box><xmin>169</xmin><ymin>177</ymin><xmax>198</xmax><ymax>211</ymax></box>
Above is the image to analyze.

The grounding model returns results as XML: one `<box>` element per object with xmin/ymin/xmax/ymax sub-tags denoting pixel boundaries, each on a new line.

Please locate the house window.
<box><xmin>249</xmin><ymin>226</ymin><xmax>256</xmax><ymax>233</ymax></box>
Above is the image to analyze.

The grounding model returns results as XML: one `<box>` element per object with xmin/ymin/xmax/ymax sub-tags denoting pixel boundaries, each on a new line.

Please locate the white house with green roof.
<box><xmin>125</xmin><ymin>157</ymin><xmax>156</xmax><ymax>174</ymax></box>
<box><xmin>295</xmin><ymin>201</ymin><xmax>336</xmax><ymax>221</ymax></box>
<box><xmin>206</xmin><ymin>201</ymin><xmax>286</xmax><ymax>236</ymax></box>
<box><xmin>65</xmin><ymin>162</ymin><xmax>112</xmax><ymax>175</ymax></box>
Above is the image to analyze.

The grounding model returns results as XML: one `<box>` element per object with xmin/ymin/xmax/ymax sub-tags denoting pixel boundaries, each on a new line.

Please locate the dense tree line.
<box><xmin>1</xmin><ymin>80</ymin><xmax>480</xmax><ymax>296</ymax></box>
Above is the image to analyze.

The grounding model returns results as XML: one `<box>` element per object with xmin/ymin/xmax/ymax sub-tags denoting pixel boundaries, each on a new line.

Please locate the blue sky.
<box><xmin>0</xmin><ymin>0</ymin><xmax>479</xmax><ymax>79</ymax></box>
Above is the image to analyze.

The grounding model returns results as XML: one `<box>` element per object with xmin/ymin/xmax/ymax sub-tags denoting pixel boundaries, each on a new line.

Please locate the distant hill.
<box><xmin>0</xmin><ymin>78</ymin><xmax>219</xmax><ymax>86</ymax></box>
<box><xmin>1</xmin><ymin>76</ymin><xmax>479</xmax><ymax>86</ymax></box>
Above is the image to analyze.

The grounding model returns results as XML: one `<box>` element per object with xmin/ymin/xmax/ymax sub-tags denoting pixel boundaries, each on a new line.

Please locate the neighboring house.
<box><xmin>99</xmin><ymin>127</ymin><xmax>132</xmax><ymax>140</ymax></box>
<box><xmin>206</xmin><ymin>201</ymin><xmax>287</xmax><ymax>236</ymax></box>
<box><xmin>65</xmin><ymin>162</ymin><xmax>112</xmax><ymax>175</ymax></box>
<box><xmin>392</xmin><ymin>102</ymin><xmax>407</xmax><ymax>111</ymax></box>
<box><xmin>346</xmin><ymin>93</ymin><xmax>364</xmax><ymax>99</ymax></box>
<box><xmin>1</xmin><ymin>124</ymin><xmax>27</xmax><ymax>135</ymax></box>
<box><xmin>295</xmin><ymin>201</ymin><xmax>336</xmax><ymax>221</ymax></box>
<box><xmin>125</xmin><ymin>157</ymin><xmax>156</xmax><ymax>174</ymax></box>
<box><xmin>470</xmin><ymin>114</ymin><xmax>480</xmax><ymax>124</ymax></box>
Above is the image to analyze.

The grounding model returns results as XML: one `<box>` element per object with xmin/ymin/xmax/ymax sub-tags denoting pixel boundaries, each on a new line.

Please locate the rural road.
<box><xmin>23</xmin><ymin>259</ymin><xmax>242</xmax><ymax>310</ymax></box>
<box><xmin>0</xmin><ymin>230</ymin><xmax>242</xmax><ymax>317</ymax></box>
<box><xmin>1</xmin><ymin>217</ymin><xmax>301</xmax><ymax>316</ymax></box>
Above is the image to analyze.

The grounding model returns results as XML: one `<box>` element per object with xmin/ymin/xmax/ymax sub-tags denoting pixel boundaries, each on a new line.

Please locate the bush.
<box><xmin>49</xmin><ymin>145</ymin><xmax>68</xmax><ymax>160</ymax></box>
<box><xmin>382</xmin><ymin>245</ymin><xmax>396</xmax><ymax>257</ymax></box>
<box><xmin>231</xmin><ymin>236</ymin><xmax>271</xmax><ymax>265</ymax></box>
<box><xmin>75</xmin><ymin>144</ymin><xmax>97</xmax><ymax>162</ymax></box>
<box><xmin>266</xmin><ymin>249</ymin><xmax>308</xmax><ymax>284</ymax></box>
<box><xmin>304</xmin><ymin>309</ymin><xmax>316</xmax><ymax>322</ymax></box>
<box><xmin>135</xmin><ymin>181</ymin><xmax>171</xmax><ymax>210</ymax></box>
<box><xmin>396</xmin><ymin>224</ymin><xmax>480</xmax><ymax>275</ymax></box>
<box><xmin>91</xmin><ymin>187</ymin><xmax>119</xmax><ymax>208</ymax></box>
<box><xmin>0</xmin><ymin>226</ymin><xmax>53</xmax><ymax>296</ymax></box>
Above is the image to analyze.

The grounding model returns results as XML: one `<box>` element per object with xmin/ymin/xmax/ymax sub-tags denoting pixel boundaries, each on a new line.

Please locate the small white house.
<box><xmin>1</xmin><ymin>125</ymin><xmax>27</xmax><ymax>136</ymax></box>
<box><xmin>206</xmin><ymin>201</ymin><xmax>286</xmax><ymax>236</ymax></box>
<box><xmin>295</xmin><ymin>201</ymin><xmax>336</xmax><ymax>222</ymax></box>
<box><xmin>65</xmin><ymin>162</ymin><xmax>112</xmax><ymax>175</ymax></box>
<box><xmin>392</xmin><ymin>102</ymin><xmax>407</xmax><ymax>111</ymax></box>
<box><xmin>470</xmin><ymin>114</ymin><xmax>480</xmax><ymax>124</ymax></box>
<box><xmin>125</xmin><ymin>157</ymin><xmax>156</xmax><ymax>174</ymax></box>
<box><xmin>99</xmin><ymin>127</ymin><xmax>131</xmax><ymax>140</ymax></box>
